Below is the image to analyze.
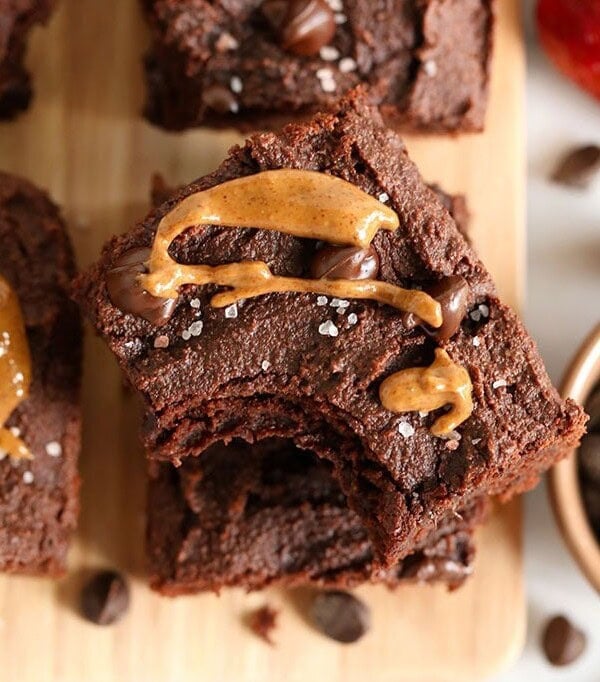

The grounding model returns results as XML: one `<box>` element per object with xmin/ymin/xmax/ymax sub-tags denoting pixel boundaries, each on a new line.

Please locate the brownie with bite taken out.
<box><xmin>74</xmin><ymin>89</ymin><xmax>586</xmax><ymax>567</ymax></box>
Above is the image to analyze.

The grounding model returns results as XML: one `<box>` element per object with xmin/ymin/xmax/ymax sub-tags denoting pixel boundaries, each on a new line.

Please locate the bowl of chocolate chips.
<box><xmin>550</xmin><ymin>323</ymin><xmax>600</xmax><ymax>593</ymax></box>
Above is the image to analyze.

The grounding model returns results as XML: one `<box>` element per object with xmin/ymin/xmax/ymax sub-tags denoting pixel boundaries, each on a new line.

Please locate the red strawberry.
<box><xmin>536</xmin><ymin>0</ymin><xmax>600</xmax><ymax>100</ymax></box>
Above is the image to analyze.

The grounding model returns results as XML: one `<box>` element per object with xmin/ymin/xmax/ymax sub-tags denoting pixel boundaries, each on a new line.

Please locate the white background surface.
<box><xmin>493</xmin><ymin>3</ymin><xmax>600</xmax><ymax>680</ymax></box>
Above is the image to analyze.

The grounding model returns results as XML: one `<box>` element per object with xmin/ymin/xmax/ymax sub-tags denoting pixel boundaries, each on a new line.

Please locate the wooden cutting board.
<box><xmin>0</xmin><ymin>1</ymin><xmax>525</xmax><ymax>680</ymax></box>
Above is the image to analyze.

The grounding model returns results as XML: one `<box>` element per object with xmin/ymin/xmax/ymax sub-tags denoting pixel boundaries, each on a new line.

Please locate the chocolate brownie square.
<box><xmin>147</xmin><ymin>438</ymin><xmax>487</xmax><ymax>594</ymax></box>
<box><xmin>0</xmin><ymin>172</ymin><xmax>81</xmax><ymax>575</ymax></box>
<box><xmin>74</xmin><ymin>90</ymin><xmax>585</xmax><ymax>565</ymax></box>
<box><xmin>142</xmin><ymin>0</ymin><xmax>493</xmax><ymax>132</ymax></box>
<box><xmin>0</xmin><ymin>1</ymin><xmax>56</xmax><ymax>119</ymax></box>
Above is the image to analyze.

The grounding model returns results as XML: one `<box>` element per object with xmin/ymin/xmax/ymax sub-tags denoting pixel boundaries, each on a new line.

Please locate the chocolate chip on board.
<box><xmin>311</xmin><ymin>590</ymin><xmax>371</xmax><ymax>643</ymax></box>
<box><xmin>81</xmin><ymin>570</ymin><xmax>130</xmax><ymax>626</ymax></box>
<box><xmin>551</xmin><ymin>144</ymin><xmax>600</xmax><ymax>189</ymax></box>
<box><xmin>248</xmin><ymin>605</ymin><xmax>278</xmax><ymax>645</ymax></box>
<box><xmin>542</xmin><ymin>615</ymin><xmax>587</xmax><ymax>666</ymax></box>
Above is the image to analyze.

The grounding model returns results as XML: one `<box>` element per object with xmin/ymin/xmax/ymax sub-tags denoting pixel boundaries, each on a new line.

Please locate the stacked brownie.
<box><xmin>141</xmin><ymin>0</ymin><xmax>493</xmax><ymax>132</ymax></box>
<box><xmin>0</xmin><ymin>172</ymin><xmax>81</xmax><ymax>575</ymax></box>
<box><xmin>75</xmin><ymin>90</ymin><xmax>585</xmax><ymax>593</ymax></box>
<box><xmin>0</xmin><ymin>1</ymin><xmax>56</xmax><ymax>119</ymax></box>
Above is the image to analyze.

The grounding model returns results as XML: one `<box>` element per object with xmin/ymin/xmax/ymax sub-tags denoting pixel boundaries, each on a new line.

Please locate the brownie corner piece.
<box><xmin>0</xmin><ymin>1</ymin><xmax>56</xmax><ymax>119</ymax></box>
<box><xmin>141</xmin><ymin>0</ymin><xmax>493</xmax><ymax>132</ymax></box>
<box><xmin>75</xmin><ymin>89</ymin><xmax>585</xmax><ymax>567</ymax></box>
<box><xmin>0</xmin><ymin>171</ymin><xmax>81</xmax><ymax>575</ymax></box>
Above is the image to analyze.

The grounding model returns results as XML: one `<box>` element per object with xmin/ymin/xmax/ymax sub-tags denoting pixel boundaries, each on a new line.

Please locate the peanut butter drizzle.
<box><xmin>141</xmin><ymin>170</ymin><xmax>443</xmax><ymax>328</ymax></box>
<box><xmin>0</xmin><ymin>275</ymin><xmax>32</xmax><ymax>460</ymax></box>
<box><xmin>379</xmin><ymin>348</ymin><xmax>473</xmax><ymax>436</ymax></box>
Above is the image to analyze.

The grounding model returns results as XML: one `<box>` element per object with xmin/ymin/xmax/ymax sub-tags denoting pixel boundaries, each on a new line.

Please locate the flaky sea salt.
<box><xmin>470</xmin><ymin>310</ymin><xmax>482</xmax><ymax>322</ymax></box>
<box><xmin>224</xmin><ymin>304</ymin><xmax>238</xmax><ymax>319</ymax></box>
<box><xmin>261</xmin><ymin>360</ymin><xmax>271</xmax><ymax>371</ymax></box>
<box><xmin>154</xmin><ymin>335</ymin><xmax>170</xmax><ymax>349</ymax></box>
<box><xmin>9</xmin><ymin>426</ymin><xmax>20</xmax><ymax>438</ymax></box>
<box><xmin>188</xmin><ymin>321</ymin><xmax>203</xmax><ymax>337</ymax></box>
<box><xmin>45</xmin><ymin>441</ymin><xmax>62</xmax><ymax>457</ymax></box>
<box><xmin>182</xmin><ymin>330</ymin><xmax>192</xmax><ymax>341</ymax></box>
<box><xmin>326</xmin><ymin>0</ymin><xmax>343</xmax><ymax>10</ymax></box>
<box><xmin>339</xmin><ymin>57</ymin><xmax>357</xmax><ymax>73</ymax></box>
<box><xmin>378</xmin><ymin>192</ymin><xmax>389</xmax><ymax>203</ymax></box>
<box><xmin>230</xmin><ymin>76</ymin><xmax>243</xmax><ymax>93</ymax></box>
<box><xmin>479</xmin><ymin>303</ymin><xmax>490</xmax><ymax>318</ymax></box>
<box><xmin>318</xmin><ymin>320</ymin><xmax>339</xmax><ymax>337</ymax></box>
<box><xmin>492</xmin><ymin>379</ymin><xmax>508</xmax><ymax>389</ymax></box>
<box><xmin>317</xmin><ymin>296</ymin><xmax>328</xmax><ymax>306</ymax></box>
<box><xmin>472</xmin><ymin>336</ymin><xmax>481</xmax><ymax>347</ymax></box>
<box><xmin>334</xmin><ymin>12</ymin><xmax>347</xmax><ymax>24</ymax></box>
<box><xmin>22</xmin><ymin>471</ymin><xmax>34</xmax><ymax>484</ymax></box>
<box><xmin>319</xmin><ymin>46</ymin><xmax>340</xmax><ymax>61</ymax></box>
<box><xmin>423</xmin><ymin>59</ymin><xmax>438</xmax><ymax>77</ymax></box>
<box><xmin>398</xmin><ymin>421</ymin><xmax>415</xmax><ymax>438</ymax></box>
<box><xmin>215</xmin><ymin>32</ymin><xmax>239</xmax><ymax>52</ymax></box>
<box><xmin>316</xmin><ymin>68</ymin><xmax>336</xmax><ymax>93</ymax></box>
<box><xmin>347</xmin><ymin>313</ymin><xmax>358</xmax><ymax>325</ymax></box>
<box><xmin>190</xmin><ymin>298</ymin><xmax>201</xmax><ymax>309</ymax></box>
<box><xmin>330</xmin><ymin>298</ymin><xmax>349</xmax><ymax>308</ymax></box>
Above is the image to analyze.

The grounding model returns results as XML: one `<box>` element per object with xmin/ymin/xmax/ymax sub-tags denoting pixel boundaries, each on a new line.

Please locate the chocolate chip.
<box><xmin>311</xmin><ymin>590</ymin><xmax>371</xmax><ymax>643</ymax></box>
<box><xmin>264</xmin><ymin>0</ymin><xmax>336</xmax><ymax>56</ymax></box>
<box><xmin>427</xmin><ymin>276</ymin><xmax>470</xmax><ymax>341</ymax></box>
<box><xmin>551</xmin><ymin>144</ymin><xmax>600</xmax><ymax>189</ymax></box>
<box><xmin>106</xmin><ymin>247</ymin><xmax>177</xmax><ymax>327</ymax></box>
<box><xmin>202</xmin><ymin>84</ymin><xmax>239</xmax><ymax>114</ymax></box>
<box><xmin>542</xmin><ymin>615</ymin><xmax>586</xmax><ymax>666</ymax></box>
<box><xmin>81</xmin><ymin>570</ymin><xmax>130</xmax><ymax>626</ymax></box>
<box><xmin>248</xmin><ymin>605</ymin><xmax>278</xmax><ymax>645</ymax></box>
<box><xmin>309</xmin><ymin>244</ymin><xmax>379</xmax><ymax>280</ymax></box>
<box><xmin>579</xmin><ymin>434</ymin><xmax>600</xmax><ymax>485</ymax></box>
<box><xmin>401</xmin><ymin>276</ymin><xmax>469</xmax><ymax>340</ymax></box>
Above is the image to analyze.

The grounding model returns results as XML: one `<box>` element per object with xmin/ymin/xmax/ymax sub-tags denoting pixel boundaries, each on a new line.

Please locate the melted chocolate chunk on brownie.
<box><xmin>141</xmin><ymin>0</ymin><xmax>493</xmax><ymax>132</ymax></box>
<box><xmin>0</xmin><ymin>1</ymin><xmax>56</xmax><ymax>119</ymax></box>
<box><xmin>0</xmin><ymin>172</ymin><xmax>81</xmax><ymax>575</ymax></box>
<box><xmin>75</xmin><ymin>90</ymin><xmax>585</xmax><ymax>565</ymax></box>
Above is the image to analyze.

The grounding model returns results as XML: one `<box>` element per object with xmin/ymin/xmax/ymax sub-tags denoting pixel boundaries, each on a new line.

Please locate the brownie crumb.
<box><xmin>248</xmin><ymin>605</ymin><xmax>278</xmax><ymax>645</ymax></box>
<box><xmin>542</xmin><ymin>615</ymin><xmax>587</xmax><ymax>666</ymax></box>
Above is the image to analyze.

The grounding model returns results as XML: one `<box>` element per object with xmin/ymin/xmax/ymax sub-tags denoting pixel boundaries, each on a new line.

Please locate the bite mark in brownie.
<box><xmin>141</xmin><ymin>0</ymin><xmax>493</xmax><ymax>132</ymax></box>
<box><xmin>147</xmin><ymin>438</ymin><xmax>486</xmax><ymax>594</ymax></box>
<box><xmin>0</xmin><ymin>1</ymin><xmax>56</xmax><ymax>119</ymax></box>
<box><xmin>74</xmin><ymin>90</ymin><xmax>585</xmax><ymax>565</ymax></box>
<box><xmin>0</xmin><ymin>172</ymin><xmax>81</xmax><ymax>575</ymax></box>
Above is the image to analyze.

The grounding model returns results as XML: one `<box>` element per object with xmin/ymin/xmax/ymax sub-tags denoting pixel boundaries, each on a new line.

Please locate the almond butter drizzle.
<box><xmin>0</xmin><ymin>275</ymin><xmax>32</xmax><ymax>460</ymax></box>
<box><xmin>379</xmin><ymin>348</ymin><xmax>473</xmax><ymax>436</ymax></box>
<box><xmin>139</xmin><ymin>169</ymin><xmax>473</xmax><ymax>433</ymax></box>
<box><xmin>141</xmin><ymin>170</ymin><xmax>442</xmax><ymax>328</ymax></box>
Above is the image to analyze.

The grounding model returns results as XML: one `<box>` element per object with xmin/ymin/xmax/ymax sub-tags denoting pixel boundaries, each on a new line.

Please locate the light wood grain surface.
<box><xmin>0</xmin><ymin>1</ymin><xmax>525</xmax><ymax>680</ymax></box>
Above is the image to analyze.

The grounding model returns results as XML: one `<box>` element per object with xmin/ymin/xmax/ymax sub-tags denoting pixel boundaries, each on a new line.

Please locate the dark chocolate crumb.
<box><xmin>311</xmin><ymin>590</ymin><xmax>370</xmax><ymax>643</ymax></box>
<box><xmin>248</xmin><ymin>605</ymin><xmax>278</xmax><ymax>644</ymax></box>
<box><xmin>81</xmin><ymin>570</ymin><xmax>130</xmax><ymax>626</ymax></box>
<box><xmin>542</xmin><ymin>615</ymin><xmax>586</xmax><ymax>666</ymax></box>
<box><xmin>551</xmin><ymin>145</ymin><xmax>600</xmax><ymax>189</ymax></box>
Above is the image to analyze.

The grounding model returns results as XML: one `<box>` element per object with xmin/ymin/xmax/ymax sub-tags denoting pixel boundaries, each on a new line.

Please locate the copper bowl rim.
<box><xmin>549</xmin><ymin>323</ymin><xmax>600</xmax><ymax>594</ymax></box>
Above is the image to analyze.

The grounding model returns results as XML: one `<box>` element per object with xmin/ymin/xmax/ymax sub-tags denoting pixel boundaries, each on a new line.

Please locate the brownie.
<box><xmin>0</xmin><ymin>172</ymin><xmax>81</xmax><ymax>575</ymax></box>
<box><xmin>142</xmin><ymin>0</ymin><xmax>493</xmax><ymax>133</ymax></box>
<box><xmin>0</xmin><ymin>1</ymin><xmax>55</xmax><ymax>119</ymax></box>
<box><xmin>147</xmin><ymin>438</ymin><xmax>486</xmax><ymax>594</ymax></box>
<box><xmin>74</xmin><ymin>90</ymin><xmax>586</xmax><ymax>565</ymax></box>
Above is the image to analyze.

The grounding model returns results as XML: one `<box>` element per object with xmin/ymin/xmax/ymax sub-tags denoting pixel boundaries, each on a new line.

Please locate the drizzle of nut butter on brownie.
<box><xmin>136</xmin><ymin>169</ymin><xmax>472</xmax><ymax>434</ymax></box>
<box><xmin>0</xmin><ymin>275</ymin><xmax>32</xmax><ymax>460</ymax></box>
